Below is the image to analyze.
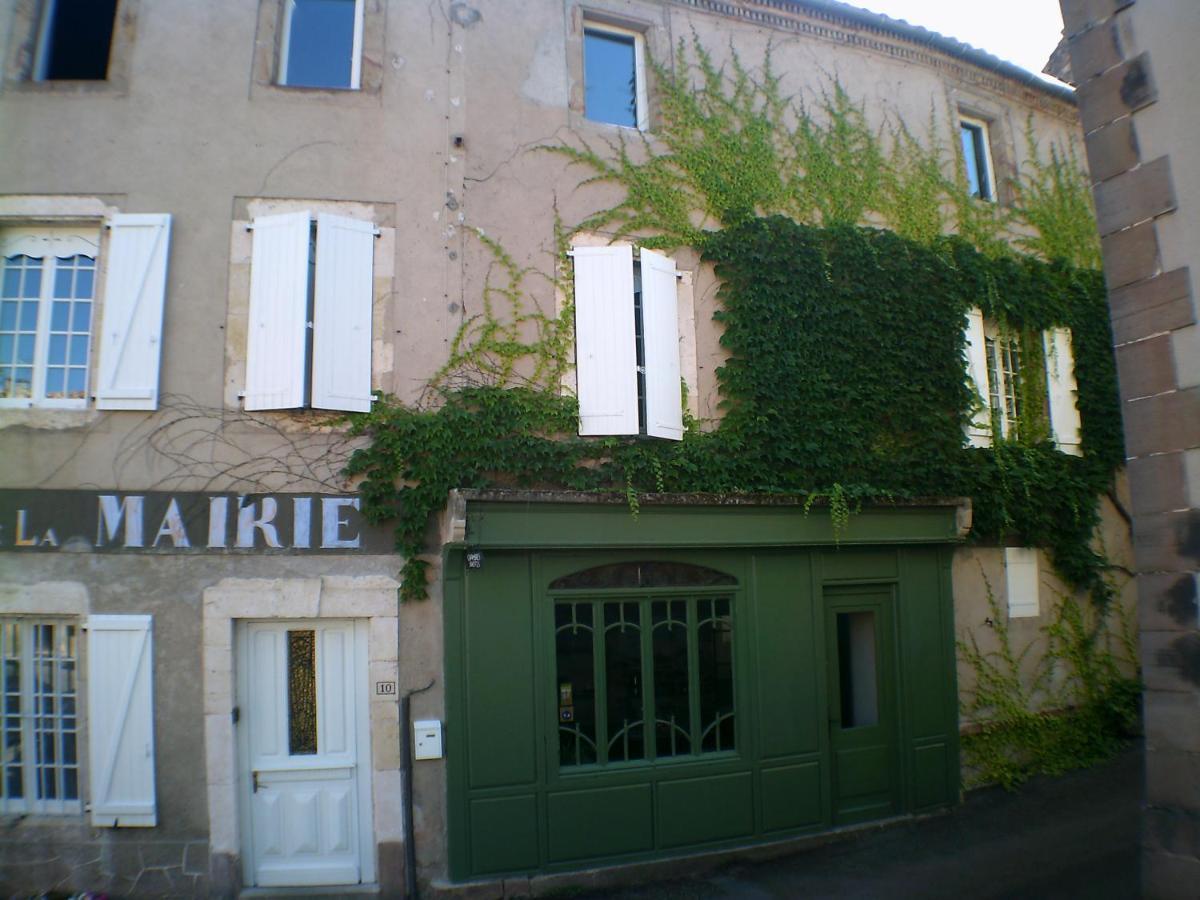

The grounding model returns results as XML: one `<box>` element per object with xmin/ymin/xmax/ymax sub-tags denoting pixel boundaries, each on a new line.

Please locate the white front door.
<box><xmin>237</xmin><ymin>620</ymin><xmax>374</xmax><ymax>887</ymax></box>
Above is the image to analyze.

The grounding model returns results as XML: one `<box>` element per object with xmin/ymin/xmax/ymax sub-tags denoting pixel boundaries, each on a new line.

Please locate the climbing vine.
<box><xmin>345</xmin><ymin>37</ymin><xmax>1120</xmax><ymax>608</ymax></box>
<box><xmin>959</xmin><ymin>579</ymin><xmax>1140</xmax><ymax>789</ymax></box>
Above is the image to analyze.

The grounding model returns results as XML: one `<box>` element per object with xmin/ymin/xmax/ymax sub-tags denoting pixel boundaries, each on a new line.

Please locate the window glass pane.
<box><xmin>54</xmin><ymin>267</ymin><xmax>73</xmax><ymax>299</ymax></box>
<box><xmin>651</xmin><ymin>600</ymin><xmax>691</xmax><ymax>757</ymax></box>
<box><xmin>287</xmin><ymin>630</ymin><xmax>318</xmax><ymax>755</ymax></box>
<box><xmin>68</xmin><ymin>335</ymin><xmax>87</xmax><ymax>366</ymax></box>
<box><xmin>836</xmin><ymin>611</ymin><xmax>879</xmax><ymax>728</ymax></box>
<box><xmin>17</xmin><ymin>335</ymin><xmax>34</xmax><ymax>364</ymax></box>
<box><xmin>0</xmin><ymin>335</ymin><xmax>12</xmax><ymax>364</ymax></box>
<box><xmin>49</xmin><ymin>334</ymin><xmax>66</xmax><ymax>365</ymax></box>
<box><xmin>39</xmin><ymin>0</ymin><xmax>118</xmax><ymax>80</ymax></box>
<box><xmin>285</xmin><ymin>0</ymin><xmax>356</xmax><ymax>89</ymax></box>
<box><xmin>72</xmin><ymin>302</ymin><xmax>90</xmax><ymax>333</ymax></box>
<box><xmin>50</xmin><ymin>302</ymin><xmax>69</xmax><ymax>332</ymax></box>
<box><xmin>1</xmin><ymin>268</ymin><xmax>18</xmax><ymax>299</ymax></box>
<box><xmin>18</xmin><ymin>303</ymin><xmax>38</xmax><ymax>333</ymax></box>
<box><xmin>960</xmin><ymin>124</ymin><xmax>982</xmax><ymax>197</ymax></box>
<box><xmin>75</xmin><ymin>267</ymin><xmax>93</xmax><ymax>300</ymax></box>
<box><xmin>604</xmin><ymin>602</ymin><xmax>644</xmax><ymax>762</ymax></box>
<box><xmin>698</xmin><ymin>598</ymin><xmax>735</xmax><ymax>752</ymax></box>
<box><xmin>555</xmin><ymin>603</ymin><xmax>597</xmax><ymax>767</ymax></box>
<box><xmin>584</xmin><ymin>29</ymin><xmax>638</xmax><ymax>127</ymax></box>
<box><xmin>65</xmin><ymin>368</ymin><xmax>86</xmax><ymax>399</ymax></box>
<box><xmin>0</xmin><ymin>302</ymin><xmax>15</xmax><ymax>331</ymax></box>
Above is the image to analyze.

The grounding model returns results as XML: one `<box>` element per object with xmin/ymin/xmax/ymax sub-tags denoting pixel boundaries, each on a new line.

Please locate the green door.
<box><xmin>825</xmin><ymin>587</ymin><xmax>899</xmax><ymax>825</ymax></box>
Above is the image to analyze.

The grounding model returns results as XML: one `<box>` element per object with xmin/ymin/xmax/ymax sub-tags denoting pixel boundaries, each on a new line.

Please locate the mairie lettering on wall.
<box><xmin>0</xmin><ymin>490</ymin><xmax>392</xmax><ymax>553</ymax></box>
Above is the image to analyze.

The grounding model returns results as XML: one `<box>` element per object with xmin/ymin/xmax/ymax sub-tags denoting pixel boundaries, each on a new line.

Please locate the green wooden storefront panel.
<box><xmin>753</xmin><ymin>553</ymin><xmax>820</xmax><ymax>760</ymax></box>
<box><xmin>912</xmin><ymin>741</ymin><xmax>952</xmax><ymax>811</ymax></box>
<box><xmin>656</xmin><ymin>771</ymin><xmax>755</xmax><ymax>849</ymax></box>
<box><xmin>760</xmin><ymin>761</ymin><xmax>823</xmax><ymax>833</ymax></box>
<box><xmin>464</xmin><ymin>553</ymin><xmax>538</xmax><ymax>789</ymax></box>
<box><xmin>469</xmin><ymin>795</ymin><xmax>539</xmax><ymax>874</ymax></box>
<box><xmin>547</xmin><ymin>784</ymin><xmax>654</xmax><ymax>862</ymax></box>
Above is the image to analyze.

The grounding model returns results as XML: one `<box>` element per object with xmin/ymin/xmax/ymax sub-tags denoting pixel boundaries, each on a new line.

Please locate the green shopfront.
<box><xmin>444</xmin><ymin>493</ymin><xmax>967</xmax><ymax>880</ymax></box>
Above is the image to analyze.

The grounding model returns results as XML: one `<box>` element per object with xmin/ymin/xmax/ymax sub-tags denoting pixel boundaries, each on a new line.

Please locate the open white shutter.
<box><xmin>1044</xmin><ymin>327</ymin><xmax>1082</xmax><ymax>456</ymax></box>
<box><xmin>244</xmin><ymin>211</ymin><xmax>311</xmax><ymax>410</ymax></box>
<box><xmin>95</xmin><ymin>214</ymin><xmax>172</xmax><ymax>410</ymax></box>
<box><xmin>1004</xmin><ymin>548</ymin><xmax>1040</xmax><ymax>618</ymax></box>
<box><xmin>640</xmin><ymin>248</ymin><xmax>683</xmax><ymax>440</ymax></box>
<box><xmin>311</xmin><ymin>213</ymin><xmax>374</xmax><ymax>412</ymax></box>
<box><xmin>963</xmin><ymin>307</ymin><xmax>992</xmax><ymax>448</ymax></box>
<box><xmin>573</xmin><ymin>245</ymin><xmax>638</xmax><ymax>435</ymax></box>
<box><xmin>87</xmin><ymin>614</ymin><xmax>156</xmax><ymax>827</ymax></box>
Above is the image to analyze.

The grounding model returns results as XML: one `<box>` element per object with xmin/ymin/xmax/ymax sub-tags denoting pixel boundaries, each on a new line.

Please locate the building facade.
<box><xmin>0</xmin><ymin>1</ymin><xmax>1134</xmax><ymax>896</ymax></box>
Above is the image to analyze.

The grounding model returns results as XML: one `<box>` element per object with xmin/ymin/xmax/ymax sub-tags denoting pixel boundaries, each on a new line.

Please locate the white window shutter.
<box><xmin>95</xmin><ymin>214</ymin><xmax>172</xmax><ymax>410</ymax></box>
<box><xmin>311</xmin><ymin>213</ymin><xmax>374</xmax><ymax>412</ymax></box>
<box><xmin>87</xmin><ymin>615</ymin><xmax>156</xmax><ymax>827</ymax></box>
<box><xmin>1004</xmin><ymin>548</ymin><xmax>1040</xmax><ymax>618</ymax></box>
<box><xmin>573</xmin><ymin>245</ymin><xmax>638</xmax><ymax>435</ymax></box>
<box><xmin>963</xmin><ymin>307</ymin><xmax>992</xmax><ymax>448</ymax></box>
<box><xmin>244</xmin><ymin>211</ymin><xmax>311</xmax><ymax>411</ymax></box>
<box><xmin>1044</xmin><ymin>327</ymin><xmax>1082</xmax><ymax>456</ymax></box>
<box><xmin>640</xmin><ymin>248</ymin><xmax>684</xmax><ymax>440</ymax></box>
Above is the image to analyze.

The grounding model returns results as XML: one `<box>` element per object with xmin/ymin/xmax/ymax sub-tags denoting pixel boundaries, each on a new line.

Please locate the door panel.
<box><xmin>825</xmin><ymin>590</ymin><xmax>899</xmax><ymax>825</ymax></box>
<box><xmin>241</xmin><ymin>622</ymin><xmax>364</xmax><ymax>887</ymax></box>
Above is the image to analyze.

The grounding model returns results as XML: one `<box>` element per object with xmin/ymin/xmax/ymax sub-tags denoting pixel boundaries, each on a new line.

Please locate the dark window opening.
<box><xmin>36</xmin><ymin>0</ymin><xmax>119</xmax><ymax>81</ymax></box>
<box><xmin>960</xmin><ymin>120</ymin><xmax>993</xmax><ymax>201</ymax></box>
<box><xmin>633</xmin><ymin>262</ymin><xmax>647</xmax><ymax>434</ymax></box>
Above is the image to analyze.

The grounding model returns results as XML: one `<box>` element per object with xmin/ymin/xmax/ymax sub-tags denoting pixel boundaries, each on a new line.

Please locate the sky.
<box><xmin>850</xmin><ymin>0</ymin><xmax>1067</xmax><ymax>82</ymax></box>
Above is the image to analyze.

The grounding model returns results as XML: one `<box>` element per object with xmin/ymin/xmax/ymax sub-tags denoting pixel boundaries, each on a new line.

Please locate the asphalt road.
<box><xmin>573</xmin><ymin>743</ymin><xmax>1142</xmax><ymax>899</ymax></box>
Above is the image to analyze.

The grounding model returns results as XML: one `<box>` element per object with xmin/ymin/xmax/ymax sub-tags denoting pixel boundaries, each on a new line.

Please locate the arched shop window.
<box><xmin>551</xmin><ymin>561</ymin><xmax>737</xmax><ymax>769</ymax></box>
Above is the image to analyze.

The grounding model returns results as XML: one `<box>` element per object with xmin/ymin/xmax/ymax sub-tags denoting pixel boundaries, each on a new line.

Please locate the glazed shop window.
<box><xmin>555</xmin><ymin>583</ymin><xmax>735</xmax><ymax>768</ymax></box>
<box><xmin>583</xmin><ymin>21</ymin><xmax>648</xmax><ymax>130</ymax></box>
<box><xmin>1</xmin><ymin>218</ymin><xmax>172</xmax><ymax>411</ymax></box>
<box><xmin>1</xmin><ymin>619</ymin><xmax>81</xmax><ymax>815</ymax></box>
<box><xmin>279</xmin><ymin>0</ymin><xmax>365</xmax><ymax>89</ymax></box>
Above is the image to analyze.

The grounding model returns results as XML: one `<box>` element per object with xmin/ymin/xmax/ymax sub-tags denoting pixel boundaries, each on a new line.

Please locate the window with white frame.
<box><xmin>959</xmin><ymin>115</ymin><xmax>996</xmax><ymax>202</ymax></box>
<box><xmin>571</xmin><ymin>244</ymin><xmax>683</xmax><ymax>440</ymax></box>
<box><xmin>243</xmin><ymin>211</ymin><xmax>376</xmax><ymax>412</ymax></box>
<box><xmin>0</xmin><ymin>216</ymin><xmax>171</xmax><ymax>411</ymax></box>
<box><xmin>963</xmin><ymin>309</ymin><xmax>1082</xmax><ymax>454</ymax></box>
<box><xmin>33</xmin><ymin>0</ymin><xmax>119</xmax><ymax>81</ymax></box>
<box><xmin>583</xmin><ymin>21</ymin><xmax>648</xmax><ymax>130</ymax></box>
<box><xmin>279</xmin><ymin>0</ymin><xmax>364</xmax><ymax>90</ymax></box>
<box><xmin>1</xmin><ymin>619</ymin><xmax>81</xmax><ymax>815</ymax></box>
<box><xmin>1004</xmin><ymin>548</ymin><xmax>1040</xmax><ymax>618</ymax></box>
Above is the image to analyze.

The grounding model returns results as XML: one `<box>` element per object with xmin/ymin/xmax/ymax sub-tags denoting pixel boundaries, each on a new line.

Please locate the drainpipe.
<box><xmin>400</xmin><ymin>680</ymin><xmax>435</xmax><ymax>899</ymax></box>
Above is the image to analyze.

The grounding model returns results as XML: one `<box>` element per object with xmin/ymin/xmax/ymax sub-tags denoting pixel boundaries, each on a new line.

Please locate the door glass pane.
<box><xmin>555</xmin><ymin>603</ymin><xmax>596</xmax><ymax>767</ymax></box>
<box><xmin>651</xmin><ymin>600</ymin><xmax>690</xmax><ymax>757</ymax></box>
<box><xmin>287</xmin><ymin>630</ymin><xmax>318</xmax><ymax>755</ymax></box>
<box><xmin>604</xmin><ymin>602</ymin><xmax>644</xmax><ymax>762</ymax></box>
<box><xmin>836</xmin><ymin>612</ymin><xmax>878</xmax><ymax>728</ymax></box>
<box><xmin>550</xmin><ymin>561</ymin><xmax>736</xmax><ymax>590</ymax></box>
<box><xmin>698</xmin><ymin>598</ymin><xmax>736</xmax><ymax>752</ymax></box>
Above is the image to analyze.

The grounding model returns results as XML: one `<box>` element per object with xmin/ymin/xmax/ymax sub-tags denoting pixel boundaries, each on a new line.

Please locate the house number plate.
<box><xmin>376</xmin><ymin>681</ymin><xmax>397</xmax><ymax>695</ymax></box>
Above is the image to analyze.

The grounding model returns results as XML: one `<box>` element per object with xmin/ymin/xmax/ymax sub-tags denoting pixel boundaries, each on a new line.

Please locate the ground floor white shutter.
<box><xmin>640</xmin><ymin>248</ymin><xmax>683</xmax><ymax>440</ymax></box>
<box><xmin>963</xmin><ymin>307</ymin><xmax>992</xmax><ymax>448</ymax></box>
<box><xmin>244</xmin><ymin>211</ymin><xmax>311</xmax><ymax>410</ymax></box>
<box><xmin>311</xmin><ymin>213</ymin><xmax>374</xmax><ymax>412</ymax></box>
<box><xmin>1004</xmin><ymin>548</ymin><xmax>1040</xmax><ymax>619</ymax></box>
<box><xmin>87</xmin><ymin>614</ymin><xmax>156</xmax><ymax>826</ymax></box>
<box><xmin>1043</xmin><ymin>327</ymin><xmax>1082</xmax><ymax>456</ymax></box>
<box><xmin>95</xmin><ymin>214</ymin><xmax>172</xmax><ymax>410</ymax></box>
<box><xmin>573</xmin><ymin>245</ymin><xmax>638</xmax><ymax>436</ymax></box>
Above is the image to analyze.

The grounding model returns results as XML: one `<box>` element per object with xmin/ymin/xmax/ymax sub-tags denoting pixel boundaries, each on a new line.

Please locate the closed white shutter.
<box><xmin>244</xmin><ymin>211</ymin><xmax>311</xmax><ymax>411</ymax></box>
<box><xmin>95</xmin><ymin>214</ymin><xmax>172</xmax><ymax>410</ymax></box>
<box><xmin>573</xmin><ymin>245</ymin><xmax>638</xmax><ymax>436</ymax></box>
<box><xmin>311</xmin><ymin>213</ymin><xmax>374</xmax><ymax>412</ymax></box>
<box><xmin>1004</xmin><ymin>548</ymin><xmax>1040</xmax><ymax>618</ymax></box>
<box><xmin>963</xmin><ymin>307</ymin><xmax>992</xmax><ymax>448</ymax></box>
<box><xmin>87</xmin><ymin>614</ymin><xmax>156</xmax><ymax>827</ymax></box>
<box><xmin>1044</xmin><ymin>327</ymin><xmax>1082</xmax><ymax>456</ymax></box>
<box><xmin>640</xmin><ymin>248</ymin><xmax>684</xmax><ymax>440</ymax></box>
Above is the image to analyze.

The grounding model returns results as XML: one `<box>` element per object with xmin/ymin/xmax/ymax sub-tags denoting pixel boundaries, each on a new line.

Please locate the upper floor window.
<box><xmin>583</xmin><ymin>22</ymin><xmax>648</xmax><ymax>130</ymax></box>
<box><xmin>1</xmin><ymin>215</ymin><xmax>171</xmax><ymax>412</ymax></box>
<box><xmin>963</xmin><ymin>309</ymin><xmax>1082</xmax><ymax>455</ymax></box>
<box><xmin>279</xmin><ymin>0</ymin><xmax>364</xmax><ymax>90</ymax></box>
<box><xmin>959</xmin><ymin>115</ymin><xmax>996</xmax><ymax>201</ymax></box>
<box><xmin>571</xmin><ymin>244</ymin><xmax>683</xmax><ymax>440</ymax></box>
<box><xmin>33</xmin><ymin>0</ymin><xmax>118</xmax><ymax>81</ymax></box>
